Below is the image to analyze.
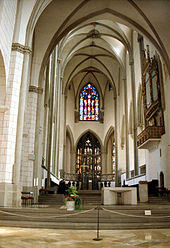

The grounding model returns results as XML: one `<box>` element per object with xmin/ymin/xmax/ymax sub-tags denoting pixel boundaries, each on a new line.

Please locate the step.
<box><xmin>148</xmin><ymin>196</ymin><xmax>170</xmax><ymax>204</ymax></box>
<box><xmin>38</xmin><ymin>194</ymin><xmax>64</xmax><ymax>205</ymax></box>
<box><xmin>0</xmin><ymin>203</ymin><xmax>170</xmax><ymax>230</ymax></box>
<box><xmin>38</xmin><ymin>191</ymin><xmax>102</xmax><ymax>205</ymax></box>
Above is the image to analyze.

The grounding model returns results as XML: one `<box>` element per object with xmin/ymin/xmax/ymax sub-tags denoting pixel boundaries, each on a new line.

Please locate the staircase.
<box><xmin>38</xmin><ymin>194</ymin><xmax>64</xmax><ymax>206</ymax></box>
<box><xmin>0</xmin><ymin>203</ymin><xmax>170</xmax><ymax>230</ymax></box>
<box><xmin>38</xmin><ymin>190</ymin><xmax>102</xmax><ymax>206</ymax></box>
<box><xmin>78</xmin><ymin>190</ymin><xmax>101</xmax><ymax>205</ymax></box>
<box><xmin>148</xmin><ymin>196</ymin><xmax>170</xmax><ymax>204</ymax></box>
<box><xmin>15</xmin><ymin>192</ymin><xmax>169</xmax><ymax>230</ymax></box>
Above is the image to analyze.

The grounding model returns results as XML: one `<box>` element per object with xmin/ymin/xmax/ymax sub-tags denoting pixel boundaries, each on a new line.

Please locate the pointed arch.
<box><xmin>104</xmin><ymin>126</ymin><xmax>115</xmax><ymax>174</ymax></box>
<box><xmin>75</xmin><ymin>129</ymin><xmax>103</xmax><ymax>150</ymax></box>
<box><xmin>104</xmin><ymin>126</ymin><xmax>114</xmax><ymax>153</ymax></box>
<box><xmin>66</xmin><ymin>125</ymin><xmax>74</xmax><ymax>152</ymax></box>
<box><xmin>65</xmin><ymin>126</ymin><xmax>74</xmax><ymax>173</ymax></box>
<box><xmin>75</xmin><ymin>70</ymin><xmax>104</xmax><ymax>110</ymax></box>
<box><xmin>0</xmin><ymin>50</ymin><xmax>6</xmax><ymax>105</ymax></box>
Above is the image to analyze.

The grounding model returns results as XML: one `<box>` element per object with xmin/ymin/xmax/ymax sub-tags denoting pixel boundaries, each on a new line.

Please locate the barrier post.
<box><xmin>93</xmin><ymin>206</ymin><xmax>103</xmax><ymax>241</ymax></box>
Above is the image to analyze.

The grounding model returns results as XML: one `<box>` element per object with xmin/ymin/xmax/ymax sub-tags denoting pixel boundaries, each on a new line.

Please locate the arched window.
<box><xmin>76</xmin><ymin>132</ymin><xmax>101</xmax><ymax>190</ymax></box>
<box><xmin>79</xmin><ymin>83</ymin><xmax>99</xmax><ymax>121</ymax></box>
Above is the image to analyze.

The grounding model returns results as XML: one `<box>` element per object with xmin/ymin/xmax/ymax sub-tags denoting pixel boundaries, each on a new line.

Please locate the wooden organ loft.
<box><xmin>137</xmin><ymin>45</ymin><xmax>165</xmax><ymax>149</ymax></box>
<box><xmin>76</xmin><ymin>132</ymin><xmax>102</xmax><ymax>190</ymax></box>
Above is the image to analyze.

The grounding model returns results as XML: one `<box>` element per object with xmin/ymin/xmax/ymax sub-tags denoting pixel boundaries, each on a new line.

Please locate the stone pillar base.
<box><xmin>0</xmin><ymin>183</ymin><xmax>21</xmax><ymax>207</ymax></box>
<box><xmin>139</xmin><ymin>181</ymin><xmax>148</xmax><ymax>202</ymax></box>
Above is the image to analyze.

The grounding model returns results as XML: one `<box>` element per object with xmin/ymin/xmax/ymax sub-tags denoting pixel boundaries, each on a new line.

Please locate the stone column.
<box><xmin>62</xmin><ymin>94</ymin><xmax>67</xmax><ymax>173</ymax></box>
<box><xmin>32</xmin><ymin>84</ymin><xmax>44</xmax><ymax>203</ymax></box>
<box><xmin>123</xmin><ymin>77</ymin><xmax>130</xmax><ymax>179</ymax></box>
<box><xmin>57</xmin><ymin>82</ymin><xmax>64</xmax><ymax>174</ymax></box>
<box><xmin>42</xmin><ymin>64</ymin><xmax>50</xmax><ymax>170</ymax></box>
<box><xmin>71</xmin><ymin>150</ymin><xmax>76</xmax><ymax>174</ymax></box>
<box><xmin>129</xmin><ymin>58</ymin><xmax>139</xmax><ymax>176</ymax></box>
<box><xmin>12</xmin><ymin>44</ymin><xmax>32</xmax><ymax>206</ymax></box>
<box><xmin>46</xmin><ymin>51</ymin><xmax>56</xmax><ymax>188</ymax></box>
<box><xmin>55</xmin><ymin>58</ymin><xmax>62</xmax><ymax>177</ymax></box>
<box><xmin>114</xmin><ymin>97</ymin><xmax>119</xmax><ymax>186</ymax></box>
<box><xmin>102</xmin><ymin>149</ymin><xmax>107</xmax><ymax>174</ymax></box>
<box><xmin>51</xmin><ymin>49</ymin><xmax>58</xmax><ymax>175</ymax></box>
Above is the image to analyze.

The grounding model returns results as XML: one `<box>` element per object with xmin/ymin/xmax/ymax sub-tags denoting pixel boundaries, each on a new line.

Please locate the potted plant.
<box><xmin>65</xmin><ymin>186</ymin><xmax>82</xmax><ymax>210</ymax></box>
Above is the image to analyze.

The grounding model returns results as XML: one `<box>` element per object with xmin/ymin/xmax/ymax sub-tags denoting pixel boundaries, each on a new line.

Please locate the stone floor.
<box><xmin>0</xmin><ymin>227</ymin><xmax>170</xmax><ymax>248</ymax></box>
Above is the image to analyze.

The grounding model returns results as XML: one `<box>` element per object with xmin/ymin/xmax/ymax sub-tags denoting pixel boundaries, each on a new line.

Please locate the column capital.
<box><xmin>12</xmin><ymin>43</ymin><xmax>32</xmax><ymax>54</ymax></box>
<box><xmin>29</xmin><ymin>85</ymin><xmax>43</xmax><ymax>94</ymax></box>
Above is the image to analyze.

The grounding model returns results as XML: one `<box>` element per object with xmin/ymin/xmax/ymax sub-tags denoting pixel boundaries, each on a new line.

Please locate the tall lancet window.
<box><xmin>79</xmin><ymin>83</ymin><xmax>99</xmax><ymax>120</ymax></box>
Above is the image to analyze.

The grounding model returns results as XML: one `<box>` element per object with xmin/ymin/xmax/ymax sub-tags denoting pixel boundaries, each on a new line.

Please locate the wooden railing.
<box><xmin>137</xmin><ymin>126</ymin><xmax>165</xmax><ymax>148</ymax></box>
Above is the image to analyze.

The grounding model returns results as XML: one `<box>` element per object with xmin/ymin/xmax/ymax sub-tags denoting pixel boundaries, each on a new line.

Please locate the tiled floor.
<box><xmin>0</xmin><ymin>227</ymin><xmax>170</xmax><ymax>248</ymax></box>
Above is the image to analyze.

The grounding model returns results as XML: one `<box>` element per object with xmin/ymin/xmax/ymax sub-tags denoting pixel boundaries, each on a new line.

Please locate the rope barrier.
<box><xmin>0</xmin><ymin>208</ymin><xmax>95</xmax><ymax>219</ymax></box>
<box><xmin>102</xmin><ymin>207</ymin><xmax>170</xmax><ymax>219</ymax></box>
<box><xmin>0</xmin><ymin>206</ymin><xmax>170</xmax><ymax>220</ymax></box>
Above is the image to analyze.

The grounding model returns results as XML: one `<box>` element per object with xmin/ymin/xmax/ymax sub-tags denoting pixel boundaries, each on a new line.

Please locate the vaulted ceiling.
<box><xmin>31</xmin><ymin>0</ymin><xmax>170</xmax><ymax>91</ymax></box>
<box><xmin>61</xmin><ymin>20</ymin><xmax>131</xmax><ymax>97</ymax></box>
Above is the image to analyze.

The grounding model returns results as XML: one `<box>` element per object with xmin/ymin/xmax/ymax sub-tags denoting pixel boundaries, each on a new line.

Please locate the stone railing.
<box><xmin>60</xmin><ymin>172</ymin><xmax>115</xmax><ymax>183</ymax></box>
<box><xmin>130</xmin><ymin>170</ymin><xmax>135</xmax><ymax>178</ymax></box>
<box><xmin>140</xmin><ymin>164</ymin><xmax>146</xmax><ymax>175</ymax></box>
<box><xmin>129</xmin><ymin>165</ymin><xmax>146</xmax><ymax>180</ymax></box>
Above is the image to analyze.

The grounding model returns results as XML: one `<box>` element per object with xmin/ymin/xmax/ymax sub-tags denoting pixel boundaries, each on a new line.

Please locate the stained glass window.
<box><xmin>79</xmin><ymin>83</ymin><xmax>99</xmax><ymax>121</ymax></box>
<box><xmin>112</xmin><ymin>142</ymin><xmax>115</xmax><ymax>173</ymax></box>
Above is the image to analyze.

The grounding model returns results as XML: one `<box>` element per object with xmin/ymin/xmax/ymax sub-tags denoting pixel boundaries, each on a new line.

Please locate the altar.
<box><xmin>101</xmin><ymin>187</ymin><xmax>137</xmax><ymax>205</ymax></box>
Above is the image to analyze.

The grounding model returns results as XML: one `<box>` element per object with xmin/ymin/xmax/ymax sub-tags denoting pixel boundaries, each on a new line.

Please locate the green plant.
<box><xmin>65</xmin><ymin>186</ymin><xmax>82</xmax><ymax>210</ymax></box>
<box><xmin>67</xmin><ymin>186</ymin><xmax>77</xmax><ymax>196</ymax></box>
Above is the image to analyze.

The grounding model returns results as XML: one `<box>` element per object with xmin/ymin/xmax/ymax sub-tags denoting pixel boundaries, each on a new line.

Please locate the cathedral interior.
<box><xmin>0</xmin><ymin>0</ymin><xmax>170</xmax><ymax>246</ymax></box>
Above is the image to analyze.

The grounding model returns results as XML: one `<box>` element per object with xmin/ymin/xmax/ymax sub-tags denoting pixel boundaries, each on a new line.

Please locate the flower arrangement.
<box><xmin>65</xmin><ymin>186</ymin><xmax>82</xmax><ymax>210</ymax></box>
<box><xmin>65</xmin><ymin>195</ymin><xmax>76</xmax><ymax>201</ymax></box>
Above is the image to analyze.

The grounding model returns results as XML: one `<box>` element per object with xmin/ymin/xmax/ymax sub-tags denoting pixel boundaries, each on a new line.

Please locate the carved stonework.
<box><xmin>101</xmin><ymin>174</ymin><xmax>115</xmax><ymax>182</ymax></box>
<box><xmin>29</xmin><ymin>86</ymin><xmax>43</xmax><ymax>94</ymax></box>
<box><xmin>87</xmin><ymin>29</ymin><xmax>100</xmax><ymax>38</ymax></box>
<box><xmin>63</xmin><ymin>172</ymin><xmax>79</xmax><ymax>181</ymax></box>
<box><xmin>12</xmin><ymin>43</ymin><xmax>32</xmax><ymax>54</ymax></box>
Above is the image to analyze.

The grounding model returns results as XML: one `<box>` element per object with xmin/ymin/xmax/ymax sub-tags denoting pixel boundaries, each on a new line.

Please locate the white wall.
<box><xmin>0</xmin><ymin>0</ymin><xmax>17</xmax><ymax>80</ymax></box>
